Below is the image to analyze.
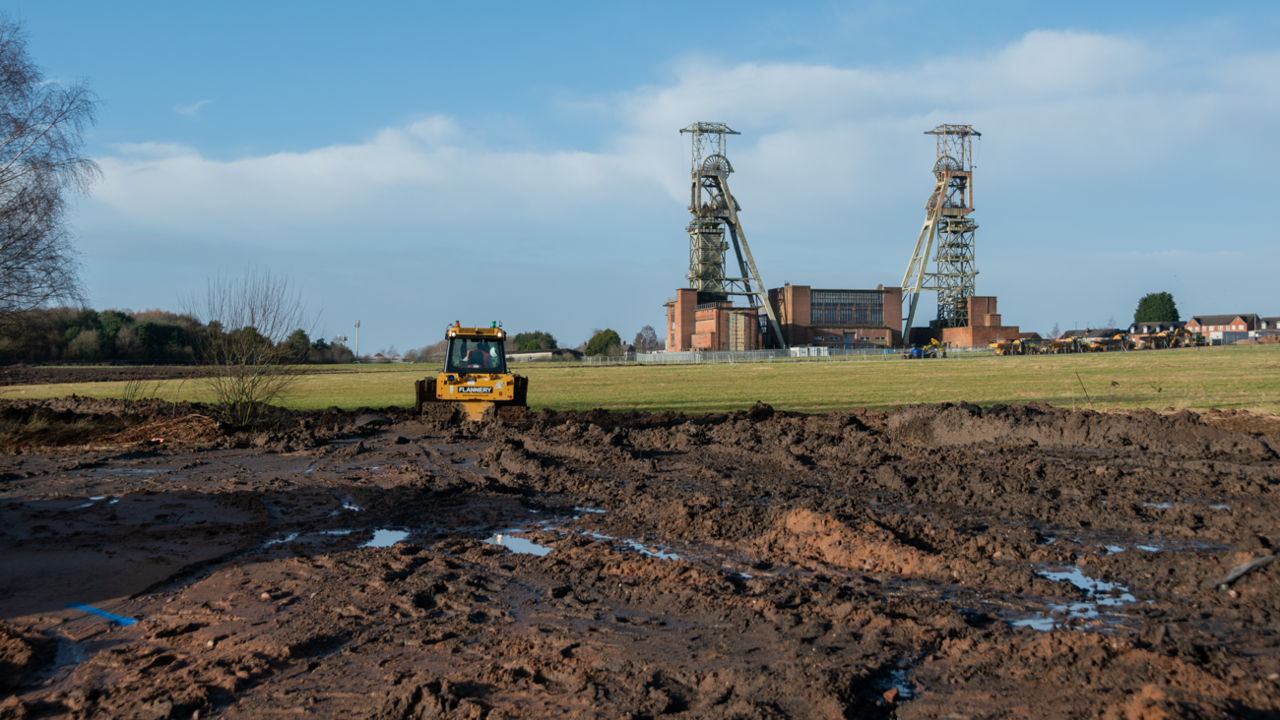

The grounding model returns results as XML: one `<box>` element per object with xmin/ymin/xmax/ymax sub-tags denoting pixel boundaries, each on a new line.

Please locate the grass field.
<box><xmin>2</xmin><ymin>345</ymin><xmax>1277</xmax><ymax>414</ymax></box>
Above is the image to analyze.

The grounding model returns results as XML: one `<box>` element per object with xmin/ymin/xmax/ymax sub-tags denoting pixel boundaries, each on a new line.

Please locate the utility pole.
<box><xmin>354</xmin><ymin>320</ymin><xmax>361</xmax><ymax>363</ymax></box>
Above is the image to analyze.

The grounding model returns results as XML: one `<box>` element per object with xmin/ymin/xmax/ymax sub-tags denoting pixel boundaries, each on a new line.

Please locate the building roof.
<box><xmin>1129</xmin><ymin>321</ymin><xmax>1184</xmax><ymax>332</ymax></box>
<box><xmin>1189</xmin><ymin>314</ymin><xmax>1258</xmax><ymax>325</ymax></box>
<box><xmin>1083</xmin><ymin>328</ymin><xmax>1126</xmax><ymax>340</ymax></box>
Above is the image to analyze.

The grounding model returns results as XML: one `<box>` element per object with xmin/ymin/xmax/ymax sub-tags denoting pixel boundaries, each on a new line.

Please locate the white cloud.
<box><xmin>82</xmin><ymin>30</ymin><xmax>1280</xmax><ymax>348</ymax></box>
<box><xmin>173</xmin><ymin>99</ymin><xmax>214</xmax><ymax>117</ymax></box>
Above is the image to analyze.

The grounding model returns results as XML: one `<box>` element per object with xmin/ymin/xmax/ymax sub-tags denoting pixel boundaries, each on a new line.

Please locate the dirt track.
<box><xmin>1</xmin><ymin>397</ymin><xmax>1279</xmax><ymax>719</ymax></box>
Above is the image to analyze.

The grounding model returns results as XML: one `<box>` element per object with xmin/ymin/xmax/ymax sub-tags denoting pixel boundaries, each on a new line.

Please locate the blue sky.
<box><xmin>13</xmin><ymin>1</ymin><xmax>1280</xmax><ymax>351</ymax></box>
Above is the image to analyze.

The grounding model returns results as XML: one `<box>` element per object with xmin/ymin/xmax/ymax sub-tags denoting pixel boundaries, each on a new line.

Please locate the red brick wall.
<box><xmin>942</xmin><ymin>325</ymin><xmax>1037</xmax><ymax>348</ymax></box>
<box><xmin>967</xmin><ymin>296</ymin><xmax>997</xmax><ymax>325</ymax></box>
<box><xmin>667</xmin><ymin>289</ymin><xmax>698</xmax><ymax>351</ymax></box>
<box><xmin>777</xmin><ymin>285</ymin><xmax>812</xmax><ymax>346</ymax></box>
<box><xmin>882</xmin><ymin>287</ymin><xmax>903</xmax><ymax>346</ymax></box>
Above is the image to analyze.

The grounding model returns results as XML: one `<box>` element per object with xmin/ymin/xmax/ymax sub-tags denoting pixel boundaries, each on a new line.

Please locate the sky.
<box><xmin>11</xmin><ymin>1</ymin><xmax>1280</xmax><ymax>352</ymax></box>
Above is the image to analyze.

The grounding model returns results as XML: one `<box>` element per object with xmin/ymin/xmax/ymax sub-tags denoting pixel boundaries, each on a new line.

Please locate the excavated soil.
<box><xmin>1</xmin><ymin>397</ymin><xmax>1279</xmax><ymax>719</ymax></box>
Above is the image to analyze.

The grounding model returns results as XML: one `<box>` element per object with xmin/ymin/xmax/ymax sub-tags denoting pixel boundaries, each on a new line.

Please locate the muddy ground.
<box><xmin>1</xmin><ymin>396</ymin><xmax>1278</xmax><ymax>719</ymax></box>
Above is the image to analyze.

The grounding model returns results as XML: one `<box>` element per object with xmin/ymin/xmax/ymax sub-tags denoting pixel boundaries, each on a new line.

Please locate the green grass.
<box><xmin>2</xmin><ymin>345</ymin><xmax>1277</xmax><ymax>414</ymax></box>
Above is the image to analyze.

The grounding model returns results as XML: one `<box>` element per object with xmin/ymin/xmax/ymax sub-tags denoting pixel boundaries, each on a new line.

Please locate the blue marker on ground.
<box><xmin>66</xmin><ymin>603</ymin><xmax>137</xmax><ymax>626</ymax></box>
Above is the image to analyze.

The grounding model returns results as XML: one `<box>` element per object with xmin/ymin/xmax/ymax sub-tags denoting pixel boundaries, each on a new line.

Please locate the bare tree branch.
<box><xmin>0</xmin><ymin>14</ymin><xmax>98</xmax><ymax>323</ymax></box>
<box><xmin>183</xmin><ymin>268</ymin><xmax>317</xmax><ymax>427</ymax></box>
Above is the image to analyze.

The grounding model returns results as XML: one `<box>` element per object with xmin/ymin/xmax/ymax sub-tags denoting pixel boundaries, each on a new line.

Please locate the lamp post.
<box><xmin>354</xmin><ymin>320</ymin><xmax>361</xmax><ymax>363</ymax></box>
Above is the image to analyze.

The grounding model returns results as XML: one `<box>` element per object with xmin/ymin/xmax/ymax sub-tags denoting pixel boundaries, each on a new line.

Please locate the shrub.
<box><xmin>585</xmin><ymin>329</ymin><xmax>622</xmax><ymax>356</ymax></box>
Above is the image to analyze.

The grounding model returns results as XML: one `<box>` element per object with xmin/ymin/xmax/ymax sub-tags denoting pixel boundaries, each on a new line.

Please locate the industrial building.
<box><xmin>664</xmin><ymin>289</ymin><xmax>762</xmax><ymax>351</ymax></box>
<box><xmin>768</xmin><ymin>284</ymin><xmax>902</xmax><ymax>349</ymax></box>
<box><xmin>664</xmin><ymin>283</ymin><xmax>904</xmax><ymax>351</ymax></box>
<box><xmin>661</xmin><ymin>122</ymin><xmax>1036</xmax><ymax>351</ymax></box>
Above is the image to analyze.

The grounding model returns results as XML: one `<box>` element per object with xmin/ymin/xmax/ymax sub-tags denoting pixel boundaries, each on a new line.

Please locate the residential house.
<box><xmin>1184</xmin><ymin>314</ymin><xmax>1259</xmax><ymax>343</ymax></box>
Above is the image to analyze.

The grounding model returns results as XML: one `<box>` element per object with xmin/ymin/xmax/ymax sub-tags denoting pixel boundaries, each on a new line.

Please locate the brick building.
<box><xmin>767</xmin><ymin>284</ymin><xmax>902</xmax><ymax>349</ymax></box>
<box><xmin>935</xmin><ymin>296</ymin><xmax>1039</xmax><ymax>348</ymax></box>
<box><xmin>663</xmin><ymin>289</ymin><xmax>762</xmax><ymax>352</ymax></box>
<box><xmin>1184</xmin><ymin>314</ymin><xmax>1259</xmax><ymax>342</ymax></box>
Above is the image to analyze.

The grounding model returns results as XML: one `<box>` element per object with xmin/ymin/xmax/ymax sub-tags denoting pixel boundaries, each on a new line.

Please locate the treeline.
<box><xmin>0</xmin><ymin>307</ymin><xmax>354</xmax><ymax>365</ymax></box>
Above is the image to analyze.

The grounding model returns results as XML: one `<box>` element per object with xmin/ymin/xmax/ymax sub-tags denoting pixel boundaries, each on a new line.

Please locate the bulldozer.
<box><xmin>990</xmin><ymin>338</ymin><xmax>1041</xmax><ymax>356</ymax></box>
<box><xmin>903</xmin><ymin>338</ymin><xmax>946</xmax><ymax>359</ymax></box>
<box><xmin>414</xmin><ymin>322</ymin><xmax>528</xmax><ymax>421</ymax></box>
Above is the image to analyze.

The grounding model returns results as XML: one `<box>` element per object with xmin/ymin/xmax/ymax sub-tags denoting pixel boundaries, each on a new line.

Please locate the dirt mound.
<box><xmin>0</xmin><ymin>364</ymin><xmax>213</xmax><ymax>387</ymax></box>
<box><xmin>0</xmin><ymin>624</ymin><xmax>53</xmax><ymax>693</ymax></box>
<box><xmin>1</xmin><ymin>401</ymin><xmax>1278</xmax><ymax>718</ymax></box>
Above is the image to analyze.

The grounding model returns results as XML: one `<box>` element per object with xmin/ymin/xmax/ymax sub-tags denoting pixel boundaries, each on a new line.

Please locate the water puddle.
<box><xmin>1105</xmin><ymin>545</ymin><xmax>1125</xmax><ymax>555</ymax></box>
<box><xmin>876</xmin><ymin>668</ymin><xmax>915</xmax><ymax>700</ymax></box>
<box><xmin>1142</xmin><ymin>501</ymin><xmax>1231</xmax><ymax>512</ymax></box>
<box><xmin>361</xmin><ymin>529</ymin><xmax>409</xmax><ymax>548</ymax></box>
<box><xmin>263</xmin><ymin>532</ymin><xmax>299</xmax><ymax>547</ymax></box>
<box><xmin>1135</xmin><ymin>544</ymin><xmax>1161</xmax><ymax>553</ymax></box>
<box><xmin>1039</xmin><ymin>567</ymin><xmax>1136</xmax><ymax>605</ymax></box>
<box><xmin>69</xmin><ymin>496</ymin><xmax>108</xmax><ymax>510</ymax></box>
<box><xmin>574</xmin><ymin>506</ymin><xmax>606</xmax><ymax>515</ymax></box>
<box><xmin>1011</xmin><ymin>615</ymin><xmax>1058</xmax><ymax>631</ymax></box>
<box><xmin>38</xmin><ymin>636</ymin><xmax>89</xmax><ymax>687</ymax></box>
<box><xmin>341</xmin><ymin>497</ymin><xmax>364</xmax><ymax>512</ymax></box>
<box><xmin>1010</xmin><ymin>565</ymin><xmax>1137</xmax><ymax>631</ymax></box>
<box><xmin>586</xmin><ymin>531</ymin><xmax>681</xmax><ymax>561</ymax></box>
<box><xmin>485</xmin><ymin>532</ymin><xmax>553</xmax><ymax>556</ymax></box>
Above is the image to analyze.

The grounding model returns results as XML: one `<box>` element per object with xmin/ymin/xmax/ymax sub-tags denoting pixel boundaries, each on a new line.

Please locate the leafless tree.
<box><xmin>184</xmin><ymin>269</ymin><xmax>314</xmax><ymax>426</ymax></box>
<box><xmin>634</xmin><ymin>325</ymin><xmax>662</xmax><ymax>353</ymax></box>
<box><xmin>0</xmin><ymin>16</ymin><xmax>99</xmax><ymax>321</ymax></box>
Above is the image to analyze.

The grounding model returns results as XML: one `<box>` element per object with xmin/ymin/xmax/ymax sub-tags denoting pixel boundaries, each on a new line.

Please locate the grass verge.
<box><xmin>0</xmin><ymin>345</ymin><xmax>1275</xmax><ymax>414</ymax></box>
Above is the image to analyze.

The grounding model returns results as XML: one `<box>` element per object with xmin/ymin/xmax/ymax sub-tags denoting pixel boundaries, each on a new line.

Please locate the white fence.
<box><xmin>578</xmin><ymin>346</ymin><xmax>995</xmax><ymax>366</ymax></box>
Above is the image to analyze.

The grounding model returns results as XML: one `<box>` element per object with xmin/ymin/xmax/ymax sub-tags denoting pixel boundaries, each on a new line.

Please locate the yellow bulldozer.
<box><xmin>990</xmin><ymin>338</ymin><xmax>1041</xmax><ymax>356</ymax></box>
<box><xmin>414</xmin><ymin>322</ymin><xmax>529</xmax><ymax>421</ymax></box>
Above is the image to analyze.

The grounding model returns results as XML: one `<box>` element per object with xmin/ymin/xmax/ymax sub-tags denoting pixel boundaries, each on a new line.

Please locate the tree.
<box><xmin>184</xmin><ymin>269</ymin><xmax>314</xmax><ymax>426</ymax></box>
<box><xmin>1050</xmin><ymin>322</ymin><xmax>1061</xmax><ymax>340</ymax></box>
<box><xmin>513</xmin><ymin>330</ymin><xmax>557</xmax><ymax>352</ymax></box>
<box><xmin>585</xmin><ymin>328</ymin><xmax>622</xmax><ymax>356</ymax></box>
<box><xmin>1134</xmin><ymin>292</ymin><xmax>1179</xmax><ymax>324</ymax></box>
<box><xmin>0</xmin><ymin>16</ymin><xmax>99</xmax><ymax>321</ymax></box>
<box><xmin>633</xmin><ymin>325</ymin><xmax>662</xmax><ymax>353</ymax></box>
<box><xmin>420</xmin><ymin>339</ymin><xmax>448</xmax><ymax>362</ymax></box>
<box><xmin>282</xmin><ymin>329</ymin><xmax>312</xmax><ymax>363</ymax></box>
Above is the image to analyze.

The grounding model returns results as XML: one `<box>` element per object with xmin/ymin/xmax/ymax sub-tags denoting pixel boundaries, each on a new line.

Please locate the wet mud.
<box><xmin>1</xmin><ymin>398</ymin><xmax>1278</xmax><ymax>718</ymax></box>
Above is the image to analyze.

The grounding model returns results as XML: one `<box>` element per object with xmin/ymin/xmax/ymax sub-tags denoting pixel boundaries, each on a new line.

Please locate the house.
<box><xmin>1184</xmin><ymin>314</ymin><xmax>1259</xmax><ymax>342</ymax></box>
<box><xmin>1259</xmin><ymin>317</ymin><xmax>1280</xmax><ymax>331</ymax></box>
<box><xmin>1127</xmin><ymin>321</ymin><xmax>1184</xmax><ymax>336</ymax></box>
<box><xmin>1127</xmin><ymin>320</ymin><xmax>1185</xmax><ymax>347</ymax></box>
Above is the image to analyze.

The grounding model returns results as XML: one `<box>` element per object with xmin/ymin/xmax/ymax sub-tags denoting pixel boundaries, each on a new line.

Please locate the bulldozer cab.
<box><xmin>446</xmin><ymin>337</ymin><xmax>507</xmax><ymax>374</ymax></box>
